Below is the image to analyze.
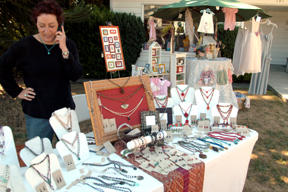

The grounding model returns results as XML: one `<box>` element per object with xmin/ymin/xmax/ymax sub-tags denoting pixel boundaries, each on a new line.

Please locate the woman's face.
<box><xmin>36</xmin><ymin>13</ymin><xmax>58</xmax><ymax>43</ymax></box>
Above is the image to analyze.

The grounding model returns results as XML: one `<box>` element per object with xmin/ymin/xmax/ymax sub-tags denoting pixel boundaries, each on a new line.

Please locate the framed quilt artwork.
<box><xmin>99</xmin><ymin>26</ymin><xmax>126</xmax><ymax>72</ymax></box>
<box><xmin>84</xmin><ymin>75</ymin><xmax>155</xmax><ymax>145</ymax></box>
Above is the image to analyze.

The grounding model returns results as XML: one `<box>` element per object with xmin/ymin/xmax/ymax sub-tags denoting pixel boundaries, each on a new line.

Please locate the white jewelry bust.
<box><xmin>56</xmin><ymin>131</ymin><xmax>90</xmax><ymax>166</ymax></box>
<box><xmin>20</xmin><ymin>136</ymin><xmax>53</xmax><ymax>167</ymax></box>
<box><xmin>211</xmin><ymin>103</ymin><xmax>238</xmax><ymax>126</ymax></box>
<box><xmin>0</xmin><ymin>164</ymin><xmax>26</xmax><ymax>192</ymax></box>
<box><xmin>170</xmin><ymin>85</ymin><xmax>195</xmax><ymax>105</ymax></box>
<box><xmin>195</xmin><ymin>86</ymin><xmax>219</xmax><ymax>121</ymax></box>
<box><xmin>0</xmin><ymin>126</ymin><xmax>20</xmax><ymax>167</ymax></box>
<box><xmin>49</xmin><ymin>107</ymin><xmax>80</xmax><ymax>139</ymax></box>
<box><xmin>25</xmin><ymin>153</ymin><xmax>63</xmax><ymax>192</ymax></box>
<box><xmin>172</xmin><ymin>102</ymin><xmax>198</xmax><ymax>125</ymax></box>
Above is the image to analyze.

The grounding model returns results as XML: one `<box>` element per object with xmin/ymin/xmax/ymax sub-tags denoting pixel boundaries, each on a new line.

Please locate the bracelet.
<box><xmin>62</xmin><ymin>50</ymin><xmax>69</xmax><ymax>59</ymax></box>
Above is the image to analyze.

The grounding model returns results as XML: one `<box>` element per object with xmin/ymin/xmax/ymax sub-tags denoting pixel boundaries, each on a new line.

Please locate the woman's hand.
<box><xmin>18</xmin><ymin>88</ymin><xmax>36</xmax><ymax>101</ymax></box>
<box><xmin>55</xmin><ymin>25</ymin><xmax>68</xmax><ymax>52</ymax></box>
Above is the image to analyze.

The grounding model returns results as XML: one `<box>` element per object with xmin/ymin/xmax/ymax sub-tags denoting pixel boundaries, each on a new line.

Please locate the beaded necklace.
<box><xmin>177</xmin><ymin>140</ymin><xmax>208</xmax><ymax>159</ymax></box>
<box><xmin>108</xmin><ymin>76</ymin><xmax>131</xmax><ymax>94</ymax></box>
<box><xmin>25</xmin><ymin>138</ymin><xmax>44</xmax><ymax>157</ymax></box>
<box><xmin>0</xmin><ymin>165</ymin><xmax>11</xmax><ymax>192</ymax></box>
<box><xmin>176</xmin><ymin>85</ymin><xmax>189</xmax><ymax>102</ymax></box>
<box><xmin>52</xmin><ymin>109</ymin><xmax>72</xmax><ymax>132</ymax></box>
<box><xmin>39</xmin><ymin>35</ymin><xmax>56</xmax><ymax>55</ymax></box>
<box><xmin>0</xmin><ymin>126</ymin><xmax>5</xmax><ymax>156</ymax></box>
<box><xmin>199</xmin><ymin>88</ymin><xmax>215</xmax><ymax>110</ymax></box>
<box><xmin>61</xmin><ymin>132</ymin><xmax>81</xmax><ymax>160</ymax></box>
<box><xmin>208</xmin><ymin>131</ymin><xmax>245</xmax><ymax>143</ymax></box>
<box><xmin>30</xmin><ymin>154</ymin><xmax>54</xmax><ymax>190</ymax></box>
<box><xmin>216</xmin><ymin>104</ymin><xmax>233</xmax><ymax>124</ymax></box>
<box><xmin>154</xmin><ymin>95</ymin><xmax>168</xmax><ymax>108</ymax></box>
<box><xmin>178</xmin><ymin>103</ymin><xmax>193</xmax><ymax>124</ymax></box>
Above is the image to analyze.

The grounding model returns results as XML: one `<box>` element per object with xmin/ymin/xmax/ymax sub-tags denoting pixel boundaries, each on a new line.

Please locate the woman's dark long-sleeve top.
<box><xmin>0</xmin><ymin>36</ymin><xmax>82</xmax><ymax>118</ymax></box>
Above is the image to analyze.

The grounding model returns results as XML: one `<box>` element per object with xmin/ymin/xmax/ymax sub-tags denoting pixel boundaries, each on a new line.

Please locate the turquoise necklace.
<box><xmin>39</xmin><ymin>35</ymin><xmax>56</xmax><ymax>55</ymax></box>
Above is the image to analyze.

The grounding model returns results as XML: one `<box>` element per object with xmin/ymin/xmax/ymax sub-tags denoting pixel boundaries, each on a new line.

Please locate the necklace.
<box><xmin>30</xmin><ymin>154</ymin><xmax>54</xmax><ymax>190</ymax></box>
<box><xmin>208</xmin><ymin>131</ymin><xmax>244</xmax><ymax>143</ymax></box>
<box><xmin>0</xmin><ymin>126</ymin><xmax>5</xmax><ymax>156</ymax></box>
<box><xmin>25</xmin><ymin>138</ymin><xmax>44</xmax><ymax>156</ymax></box>
<box><xmin>100</xmin><ymin>96</ymin><xmax>144</xmax><ymax>120</ymax></box>
<box><xmin>61</xmin><ymin>132</ymin><xmax>81</xmax><ymax>160</ymax></box>
<box><xmin>108</xmin><ymin>76</ymin><xmax>131</xmax><ymax>94</ymax></box>
<box><xmin>216</xmin><ymin>104</ymin><xmax>233</xmax><ymax>124</ymax></box>
<box><xmin>199</xmin><ymin>88</ymin><xmax>215</xmax><ymax>110</ymax></box>
<box><xmin>97</xmin><ymin>85</ymin><xmax>143</xmax><ymax>109</ymax></box>
<box><xmin>0</xmin><ymin>165</ymin><xmax>11</xmax><ymax>192</ymax></box>
<box><xmin>52</xmin><ymin>109</ymin><xmax>72</xmax><ymax>132</ymax></box>
<box><xmin>38</xmin><ymin>35</ymin><xmax>56</xmax><ymax>55</ymax></box>
<box><xmin>177</xmin><ymin>140</ymin><xmax>208</xmax><ymax>159</ymax></box>
<box><xmin>154</xmin><ymin>96</ymin><xmax>168</xmax><ymax>108</ymax></box>
<box><xmin>176</xmin><ymin>85</ymin><xmax>189</xmax><ymax>102</ymax></box>
<box><xmin>178</xmin><ymin>104</ymin><xmax>192</xmax><ymax>124</ymax></box>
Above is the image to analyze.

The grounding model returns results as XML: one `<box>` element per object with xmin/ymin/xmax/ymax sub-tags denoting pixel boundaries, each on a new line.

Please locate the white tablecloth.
<box><xmin>172</xmin><ymin>129</ymin><xmax>258</xmax><ymax>192</ymax></box>
<box><xmin>21</xmin><ymin>153</ymin><xmax>163</xmax><ymax>192</ymax></box>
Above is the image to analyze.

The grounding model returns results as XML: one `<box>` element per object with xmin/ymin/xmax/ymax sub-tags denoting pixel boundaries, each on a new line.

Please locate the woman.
<box><xmin>0</xmin><ymin>0</ymin><xmax>82</xmax><ymax>141</ymax></box>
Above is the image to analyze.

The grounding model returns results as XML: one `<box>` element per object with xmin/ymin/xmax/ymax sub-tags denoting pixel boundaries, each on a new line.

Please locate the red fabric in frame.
<box><xmin>114</xmin><ymin>142</ymin><xmax>205</xmax><ymax>192</ymax></box>
<box><xmin>97</xmin><ymin>85</ymin><xmax>149</xmax><ymax>127</ymax></box>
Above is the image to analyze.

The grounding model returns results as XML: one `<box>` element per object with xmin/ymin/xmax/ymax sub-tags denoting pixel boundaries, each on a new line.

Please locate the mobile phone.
<box><xmin>57</xmin><ymin>23</ymin><xmax>63</xmax><ymax>32</ymax></box>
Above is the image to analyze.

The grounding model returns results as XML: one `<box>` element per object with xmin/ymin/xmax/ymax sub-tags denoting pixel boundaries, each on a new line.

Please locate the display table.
<box><xmin>186</xmin><ymin>57</ymin><xmax>238</xmax><ymax>107</ymax></box>
<box><xmin>21</xmin><ymin>153</ymin><xmax>164</xmax><ymax>192</ymax></box>
<box><xmin>172</xmin><ymin>129</ymin><xmax>258</xmax><ymax>192</ymax></box>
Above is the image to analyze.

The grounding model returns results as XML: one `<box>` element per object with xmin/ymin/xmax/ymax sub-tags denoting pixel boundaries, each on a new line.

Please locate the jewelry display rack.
<box><xmin>170</xmin><ymin>84</ymin><xmax>195</xmax><ymax>105</ymax></box>
<box><xmin>170</xmin><ymin>53</ymin><xmax>188</xmax><ymax>87</ymax></box>
<box><xmin>172</xmin><ymin>102</ymin><xmax>198</xmax><ymax>125</ymax></box>
<box><xmin>49</xmin><ymin>107</ymin><xmax>80</xmax><ymax>139</ymax></box>
<box><xmin>56</xmin><ymin>131</ymin><xmax>90</xmax><ymax>165</ymax></box>
<box><xmin>211</xmin><ymin>103</ymin><xmax>239</xmax><ymax>126</ymax></box>
<box><xmin>20</xmin><ymin>136</ymin><xmax>53</xmax><ymax>167</ymax></box>
<box><xmin>0</xmin><ymin>126</ymin><xmax>20</xmax><ymax>167</ymax></box>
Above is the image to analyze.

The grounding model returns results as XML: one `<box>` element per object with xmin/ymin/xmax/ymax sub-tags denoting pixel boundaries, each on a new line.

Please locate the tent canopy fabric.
<box><xmin>153</xmin><ymin>0</ymin><xmax>270</xmax><ymax>22</ymax></box>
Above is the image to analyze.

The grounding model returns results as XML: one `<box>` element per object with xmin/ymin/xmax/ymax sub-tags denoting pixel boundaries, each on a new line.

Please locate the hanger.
<box><xmin>266</xmin><ymin>19</ymin><xmax>278</xmax><ymax>28</ymax></box>
<box><xmin>200</xmin><ymin>8</ymin><xmax>214</xmax><ymax>15</ymax></box>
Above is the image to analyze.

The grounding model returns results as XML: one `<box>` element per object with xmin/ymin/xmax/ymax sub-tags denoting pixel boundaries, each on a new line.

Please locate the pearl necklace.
<box><xmin>199</xmin><ymin>88</ymin><xmax>215</xmax><ymax>110</ymax></box>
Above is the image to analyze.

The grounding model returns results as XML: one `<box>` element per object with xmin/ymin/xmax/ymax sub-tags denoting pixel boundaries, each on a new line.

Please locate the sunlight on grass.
<box><xmin>281</xmin><ymin>151</ymin><xmax>288</xmax><ymax>156</ymax></box>
<box><xmin>258</xmin><ymin>152</ymin><xmax>265</xmax><ymax>156</ymax></box>
<box><xmin>269</xmin><ymin>177</ymin><xmax>276</xmax><ymax>185</ymax></box>
<box><xmin>251</xmin><ymin>153</ymin><xmax>258</xmax><ymax>159</ymax></box>
<box><xmin>276</xmin><ymin>160</ymin><xmax>288</xmax><ymax>166</ymax></box>
<box><xmin>249</xmin><ymin>95</ymin><xmax>278</xmax><ymax>101</ymax></box>
<box><xmin>269</xmin><ymin>149</ymin><xmax>277</xmax><ymax>153</ymax></box>
<box><xmin>280</xmin><ymin>176</ymin><xmax>288</xmax><ymax>184</ymax></box>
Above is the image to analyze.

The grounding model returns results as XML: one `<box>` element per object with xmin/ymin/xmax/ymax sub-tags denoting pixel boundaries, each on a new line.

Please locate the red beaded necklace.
<box><xmin>154</xmin><ymin>96</ymin><xmax>168</xmax><ymax>108</ymax></box>
<box><xmin>199</xmin><ymin>88</ymin><xmax>215</xmax><ymax>110</ymax></box>
<box><xmin>216</xmin><ymin>104</ymin><xmax>233</xmax><ymax>124</ymax></box>
<box><xmin>176</xmin><ymin>86</ymin><xmax>189</xmax><ymax>102</ymax></box>
<box><xmin>178</xmin><ymin>103</ymin><xmax>192</xmax><ymax>124</ymax></box>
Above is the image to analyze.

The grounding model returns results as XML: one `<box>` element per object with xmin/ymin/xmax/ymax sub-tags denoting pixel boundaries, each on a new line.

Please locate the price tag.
<box><xmin>52</xmin><ymin>170</ymin><xmax>66</xmax><ymax>189</ymax></box>
<box><xmin>151</xmin><ymin>125</ymin><xmax>159</xmax><ymax>133</ymax></box>
<box><xmin>175</xmin><ymin>115</ymin><xmax>182</xmax><ymax>123</ymax></box>
<box><xmin>213</xmin><ymin>116</ymin><xmax>220</xmax><ymax>125</ymax></box>
<box><xmin>63</xmin><ymin>154</ymin><xmax>76</xmax><ymax>171</ymax></box>
<box><xmin>35</xmin><ymin>182</ymin><xmax>49</xmax><ymax>192</ymax></box>
<box><xmin>160</xmin><ymin>120</ymin><xmax>167</xmax><ymax>130</ymax></box>
<box><xmin>200</xmin><ymin>113</ymin><xmax>206</xmax><ymax>120</ymax></box>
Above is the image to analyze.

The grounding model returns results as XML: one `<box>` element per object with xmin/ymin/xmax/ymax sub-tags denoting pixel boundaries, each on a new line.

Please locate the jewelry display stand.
<box><xmin>0</xmin><ymin>126</ymin><xmax>20</xmax><ymax>167</ymax></box>
<box><xmin>56</xmin><ymin>131</ymin><xmax>90</xmax><ymax>165</ymax></box>
<box><xmin>20</xmin><ymin>136</ymin><xmax>53</xmax><ymax>167</ymax></box>
<box><xmin>25</xmin><ymin>153</ymin><xmax>64</xmax><ymax>192</ymax></box>
<box><xmin>211</xmin><ymin>103</ymin><xmax>238</xmax><ymax>126</ymax></box>
<box><xmin>153</xmin><ymin>96</ymin><xmax>174</xmax><ymax>108</ymax></box>
<box><xmin>49</xmin><ymin>107</ymin><xmax>80</xmax><ymax>139</ymax></box>
<box><xmin>195</xmin><ymin>87</ymin><xmax>219</xmax><ymax>122</ymax></box>
<box><xmin>170</xmin><ymin>85</ymin><xmax>195</xmax><ymax>105</ymax></box>
<box><xmin>172</xmin><ymin>102</ymin><xmax>198</xmax><ymax>125</ymax></box>
<box><xmin>0</xmin><ymin>164</ymin><xmax>26</xmax><ymax>192</ymax></box>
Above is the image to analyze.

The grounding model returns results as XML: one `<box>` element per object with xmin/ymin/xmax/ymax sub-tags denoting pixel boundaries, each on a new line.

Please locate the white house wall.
<box><xmin>110</xmin><ymin>0</ymin><xmax>288</xmax><ymax>65</ymax></box>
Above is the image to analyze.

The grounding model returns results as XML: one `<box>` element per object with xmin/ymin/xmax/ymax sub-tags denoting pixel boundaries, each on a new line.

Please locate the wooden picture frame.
<box><xmin>84</xmin><ymin>75</ymin><xmax>155</xmax><ymax>145</ymax></box>
<box><xmin>140</xmin><ymin>111</ymin><xmax>160</xmax><ymax>135</ymax></box>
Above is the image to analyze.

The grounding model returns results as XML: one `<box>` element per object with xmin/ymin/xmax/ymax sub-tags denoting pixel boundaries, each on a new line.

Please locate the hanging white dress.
<box><xmin>233</xmin><ymin>17</ymin><xmax>262</xmax><ymax>76</ymax></box>
<box><xmin>197</xmin><ymin>10</ymin><xmax>214</xmax><ymax>34</ymax></box>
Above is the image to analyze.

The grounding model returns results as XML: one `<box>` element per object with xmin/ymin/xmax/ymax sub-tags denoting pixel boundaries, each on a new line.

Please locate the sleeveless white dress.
<box><xmin>233</xmin><ymin>17</ymin><xmax>262</xmax><ymax>76</ymax></box>
<box><xmin>197</xmin><ymin>10</ymin><xmax>214</xmax><ymax>34</ymax></box>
